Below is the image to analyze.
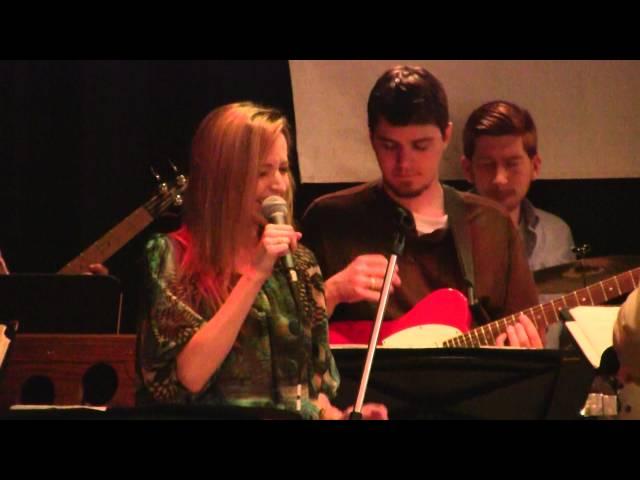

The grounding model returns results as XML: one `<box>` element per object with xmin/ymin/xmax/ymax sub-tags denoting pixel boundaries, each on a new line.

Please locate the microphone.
<box><xmin>392</xmin><ymin>205</ymin><xmax>414</xmax><ymax>256</ymax></box>
<box><xmin>261</xmin><ymin>195</ymin><xmax>297</xmax><ymax>282</ymax></box>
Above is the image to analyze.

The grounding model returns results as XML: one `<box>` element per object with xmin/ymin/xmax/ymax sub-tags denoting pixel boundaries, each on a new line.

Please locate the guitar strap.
<box><xmin>443</xmin><ymin>185</ymin><xmax>487</xmax><ymax>322</ymax></box>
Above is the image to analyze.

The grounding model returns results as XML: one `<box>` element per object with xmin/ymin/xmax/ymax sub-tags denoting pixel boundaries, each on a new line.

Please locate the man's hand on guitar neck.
<box><xmin>85</xmin><ymin>264</ymin><xmax>109</xmax><ymax>276</ymax></box>
<box><xmin>0</xmin><ymin>248</ymin><xmax>108</xmax><ymax>276</ymax></box>
<box><xmin>495</xmin><ymin>313</ymin><xmax>544</xmax><ymax>348</ymax></box>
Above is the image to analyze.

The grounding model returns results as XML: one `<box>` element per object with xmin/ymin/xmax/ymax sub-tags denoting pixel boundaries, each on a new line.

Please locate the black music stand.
<box><xmin>0</xmin><ymin>274</ymin><xmax>123</xmax><ymax>334</ymax></box>
<box><xmin>331</xmin><ymin>347</ymin><xmax>594</xmax><ymax>419</ymax></box>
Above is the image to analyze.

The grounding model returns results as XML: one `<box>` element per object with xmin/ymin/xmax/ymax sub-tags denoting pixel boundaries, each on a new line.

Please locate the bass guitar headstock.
<box><xmin>148</xmin><ymin>161</ymin><xmax>188</xmax><ymax>216</ymax></box>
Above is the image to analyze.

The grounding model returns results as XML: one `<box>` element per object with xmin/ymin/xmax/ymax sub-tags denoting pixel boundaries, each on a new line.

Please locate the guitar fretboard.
<box><xmin>442</xmin><ymin>266</ymin><xmax>640</xmax><ymax>348</ymax></box>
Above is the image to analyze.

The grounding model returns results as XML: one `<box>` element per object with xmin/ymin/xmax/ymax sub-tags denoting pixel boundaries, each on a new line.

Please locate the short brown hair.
<box><xmin>463</xmin><ymin>100</ymin><xmax>537</xmax><ymax>159</ymax></box>
<box><xmin>367</xmin><ymin>65</ymin><xmax>449</xmax><ymax>136</ymax></box>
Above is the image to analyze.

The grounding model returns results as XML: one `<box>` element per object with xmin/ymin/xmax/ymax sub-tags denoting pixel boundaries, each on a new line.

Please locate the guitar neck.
<box><xmin>58</xmin><ymin>174</ymin><xmax>186</xmax><ymax>275</ymax></box>
<box><xmin>58</xmin><ymin>207</ymin><xmax>153</xmax><ymax>275</ymax></box>
<box><xmin>443</xmin><ymin>266</ymin><xmax>640</xmax><ymax>348</ymax></box>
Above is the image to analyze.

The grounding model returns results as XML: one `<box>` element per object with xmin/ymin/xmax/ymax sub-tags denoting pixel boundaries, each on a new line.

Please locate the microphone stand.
<box><xmin>264</xmin><ymin>264</ymin><xmax>304</xmax><ymax>414</ymax></box>
<box><xmin>572</xmin><ymin>243</ymin><xmax>591</xmax><ymax>289</ymax></box>
<box><xmin>285</xmin><ymin>266</ymin><xmax>306</xmax><ymax>414</ymax></box>
<box><xmin>349</xmin><ymin>225</ymin><xmax>407</xmax><ymax>420</ymax></box>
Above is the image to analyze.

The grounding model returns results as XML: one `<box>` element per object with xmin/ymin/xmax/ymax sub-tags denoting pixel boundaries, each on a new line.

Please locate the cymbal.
<box><xmin>534</xmin><ymin>255</ymin><xmax>640</xmax><ymax>294</ymax></box>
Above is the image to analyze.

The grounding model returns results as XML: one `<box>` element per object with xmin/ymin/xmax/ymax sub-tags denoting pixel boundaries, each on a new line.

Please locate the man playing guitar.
<box><xmin>302</xmin><ymin>65</ymin><xmax>543</xmax><ymax>348</ymax></box>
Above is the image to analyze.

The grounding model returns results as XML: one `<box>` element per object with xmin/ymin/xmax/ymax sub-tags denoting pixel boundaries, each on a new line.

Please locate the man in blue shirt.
<box><xmin>460</xmin><ymin>100</ymin><xmax>575</xmax><ymax>272</ymax></box>
<box><xmin>460</xmin><ymin>100</ymin><xmax>576</xmax><ymax>347</ymax></box>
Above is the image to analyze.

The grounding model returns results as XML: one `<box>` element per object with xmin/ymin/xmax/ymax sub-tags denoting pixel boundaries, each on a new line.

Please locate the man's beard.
<box><xmin>384</xmin><ymin>178</ymin><xmax>431</xmax><ymax>199</ymax></box>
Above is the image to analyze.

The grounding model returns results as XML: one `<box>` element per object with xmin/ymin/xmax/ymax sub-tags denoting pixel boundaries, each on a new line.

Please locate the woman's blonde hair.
<box><xmin>176</xmin><ymin>102</ymin><xmax>294</xmax><ymax>309</ymax></box>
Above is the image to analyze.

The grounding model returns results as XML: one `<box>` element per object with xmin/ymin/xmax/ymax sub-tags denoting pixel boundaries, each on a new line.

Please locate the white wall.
<box><xmin>289</xmin><ymin>60</ymin><xmax>640</xmax><ymax>183</ymax></box>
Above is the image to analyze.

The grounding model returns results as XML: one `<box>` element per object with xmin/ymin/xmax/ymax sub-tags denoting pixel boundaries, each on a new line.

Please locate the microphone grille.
<box><xmin>261</xmin><ymin>195</ymin><xmax>288</xmax><ymax>219</ymax></box>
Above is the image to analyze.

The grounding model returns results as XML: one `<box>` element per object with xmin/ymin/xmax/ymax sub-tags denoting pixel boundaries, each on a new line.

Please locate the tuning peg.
<box><xmin>150</xmin><ymin>166</ymin><xmax>162</xmax><ymax>183</ymax></box>
<box><xmin>150</xmin><ymin>166</ymin><xmax>169</xmax><ymax>194</ymax></box>
<box><xmin>167</xmin><ymin>159</ymin><xmax>187</xmax><ymax>187</ymax></box>
<box><xmin>572</xmin><ymin>244</ymin><xmax>592</xmax><ymax>260</ymax></box>
<box><xmin>168</xmin><ymin>161</ymin><xmax>187</xmax><ymax>188</ymax></box>
<box><xmin>168</xmin><ymin>159</ymin><xmax>180</xmax><ymax>174</ymax></box>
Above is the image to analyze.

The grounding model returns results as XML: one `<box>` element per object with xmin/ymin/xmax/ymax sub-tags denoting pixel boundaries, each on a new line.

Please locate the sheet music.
<box><xmin>566</xmin><ymin>306</ymin><xmax>619</xmax><ymax>368</ymax></box>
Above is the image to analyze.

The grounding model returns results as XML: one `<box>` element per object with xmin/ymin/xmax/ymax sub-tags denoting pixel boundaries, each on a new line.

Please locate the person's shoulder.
<box><xmin>146</xmin><ymin>232</ymin><xmax>169</xmax><ymax>251</ymax></box>
<box><xmin>145</xmin><ymin>230</ymin><xmax>186</xmax><ymax>261</ymax></box>
<box><xmin>294</xmin><ymin>243</ymin><xmax>315</xmax><ymax>261</ymax></box>
<box><xmin>533</xmin><ymin>206</ymin><xmax>572</xmax><ymax>232</ymax></box>
<box><xmin>454</xmin><ymin>188</ymin><xmax>512</xmax><ymax>224</ymax></box>
<box><xmin>293</xmin><ymin>243</ymin><xmax>322</xmax><ymax>273</ymax></box>
<box><xmin>303</xmin><ymin>181</ymin><xmax>379</xmax><ymax>216</ymax></box>
<box><xmin>621</xmin><ymin>288</ymin><xmax>640</xmax><ymax>325</ymax></box>
<box><xmin>146</xmin><ymin>232</ymin><xmax>174</xmax><ymax>251</ymax></box>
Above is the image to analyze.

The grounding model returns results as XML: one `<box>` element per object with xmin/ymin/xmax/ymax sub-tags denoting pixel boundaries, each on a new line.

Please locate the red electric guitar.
<box><xmin>329</xmin><ymin>266</ymin><xmax>640</xmax><ymax>348</ymax></box>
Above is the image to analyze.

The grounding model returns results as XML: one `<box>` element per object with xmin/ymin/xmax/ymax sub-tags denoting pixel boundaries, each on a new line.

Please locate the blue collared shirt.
<box><xmin>519</xmin><ymin>198</ymin><xmax>576</xmax><ymax>272</ymax></box>
<box><xmin>519</xmin><ymin>199</ymin><xmax>576</xmax><ymax>348</ymax></box>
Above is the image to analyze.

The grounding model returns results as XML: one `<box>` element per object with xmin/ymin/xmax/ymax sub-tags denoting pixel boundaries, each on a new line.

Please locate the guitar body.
<box><xmin>329</xmin><ymin>288</ymin><xmax>472</xmax><ymax>347</ymax></box>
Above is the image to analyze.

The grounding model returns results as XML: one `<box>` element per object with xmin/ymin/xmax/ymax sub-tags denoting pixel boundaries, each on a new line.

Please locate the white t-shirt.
<box><xmin>412</xmin><ymin>211</ymin><xmax>448</xmax><ymax>235</ymax></box>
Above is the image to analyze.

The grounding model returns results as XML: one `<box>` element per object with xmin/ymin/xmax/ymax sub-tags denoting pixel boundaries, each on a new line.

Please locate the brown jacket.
<box><xmin>302</xmin><ymin>181</ymin><xmax>539</xmax><ymax>325</ymax></box>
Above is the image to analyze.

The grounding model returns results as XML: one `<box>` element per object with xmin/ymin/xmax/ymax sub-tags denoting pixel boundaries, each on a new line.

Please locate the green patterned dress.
<box><xmin>137</xmin><ymin>234</ymin><xmax>340</xmax><ymax>419</ymax></box>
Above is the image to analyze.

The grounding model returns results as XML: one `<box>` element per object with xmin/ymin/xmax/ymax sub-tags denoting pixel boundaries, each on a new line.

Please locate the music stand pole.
<box><xmin>349</xmin><ymin>253</ymin><xmax>400</xmax><ymax>419</ymax></box>
<box><xmin>350</xmin><ymin>215</ymin><xmax>408</xmax><ymax>420</ymax></box>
